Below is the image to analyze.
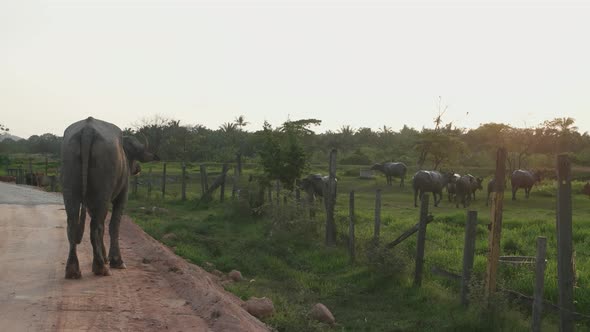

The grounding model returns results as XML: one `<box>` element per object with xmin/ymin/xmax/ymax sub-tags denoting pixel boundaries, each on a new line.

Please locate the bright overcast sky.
<box><xmin>1</xmin><ymin>0</ymin><xmax>590</xmax><ymax>138</ymax></box>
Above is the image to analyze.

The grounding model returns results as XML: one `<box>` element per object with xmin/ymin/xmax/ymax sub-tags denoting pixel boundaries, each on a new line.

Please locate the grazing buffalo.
<box><xmin>298</xmin><ymin>174</ymin><xmax>336</xmax><ymax>202</ymax></box>
<box><xmin>412</xmin><ymin>170</ymin><xmax>454</xmax><ymax>207</ymax></box>
<box><xmin>583</xmin><ymin>182</ymin><xmax>590</xmax><ymax>197</ymax></box>
<box><xmin>511</xmin><ymin>169</ymin><xmax>542</xmax><ymax>200</ymax></box>
<box><xmin>454</xmin><ymin>174</ymin><xmax>483</xmax><ymax>208</ymax></box>
<box><xmin>446</xmin><ymin>173</ymin><xmax>461</xmax><ymax>201</ymax></box>
<box><xmin>467</xmin><ymin>174</ymin><xmax>483</xmax><ymax>200</ymax></box>
<box><xmin>370</xmin><ymin>162</ymin><xmax>408</xmax><ymax>187</ymax></box>
<box><xmin>61</xmin><ymin>117</ymin><xmax>159</xmax><ymax>279</ymax></box>
<box><xmin>486</xmin><ymin>178</ymin><xmax>495</xmax><ymax>206</ymax></box>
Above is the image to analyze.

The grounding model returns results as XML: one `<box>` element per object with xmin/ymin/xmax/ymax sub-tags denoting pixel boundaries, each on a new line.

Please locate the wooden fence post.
<box><xmin>161</xmin><ymin>163</ymin><xmax>167</xmax><ymax>199</ymax></box>
<box><xmin>461</xmin><ymin>210</ymin><xmax>478</xmax><ymax>306</ymax></box>
<box><xmin>485</xmin><ymin>147</ymin><xmax>507</xmax><ymax>300</ymax></box>
<box><xmin>556</xmin><ymin>154</ymin><xmax>574</xmax><ymax>332</ymax></box>
<box><xmin>231</xmin><ymin>165</ymin><xmax>238</xmax><ymax>200</ymax></box>
<box><xmin>147</xmin><ymin>167</ymin><xmax>152</xmax><ymax>198</ymax></box>
<box><xmin>220</xmin><ymin>163</ymin><xmax>228</xmax><ymax>202</ymax></box>
<box><xmin>349</xmin><ymin>191</ymin><xmax>356</xmax><ymax>263</ymax></box>
<box><xmin>532</xmin><ymin>236</ymin><xmax>547</xmax><ymax>332</ymax></box>
<box><xmin>325</xmin><ymin>149</ymin><xmax>337</xmax><ymax>246</ymax></box>
<box><xmin>45</xmin><ymin>156</ymin><xmax>48</xmax><ymax>175</ymax></box>
<box><xmin>199</xmin><ymin>164</ymin><xmax>208</xmax><ymax>196</ymax></box>
<box><xmin>374</xmin><ymin>189</ymin><xmax>381</xmax><ymax>242</ymax></box>
<box><xmin>181</xmin><ymin>162</ymin><xmax>187</xmax><ymax>201</ymax></box>
<box><xmin>29</xmin><ymin>158</ymin><xmax>33</xmax><ymax>175</ymax></box>
<box><xmin>414</xmin><ymin>194</ymin><xmax>429</xmax><ymax>287</ymax></box>
<box><xmin>18</xmin><ymin>166</ymin><xmax>23</xmax><ymax>184</ymax></box>
<box><xmin>236</xmin><ymin>153</ymin><xmax>242</xmax><ymax>176</ymax></box>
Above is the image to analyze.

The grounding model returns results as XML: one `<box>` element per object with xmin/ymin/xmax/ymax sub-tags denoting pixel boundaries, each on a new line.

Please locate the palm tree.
<box><xmin>219</xmin><ymin>122</ymin><xmax>238</xmax><ymax>133</ymax></box>
<box><xmin>233</xmin><ymin>115</ymin><xmax>249</xmax><ymax>130</ymax></box>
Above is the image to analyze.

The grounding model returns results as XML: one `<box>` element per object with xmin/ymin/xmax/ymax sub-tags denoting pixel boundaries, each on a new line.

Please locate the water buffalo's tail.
<box><xmin>75</xmin><ymin>205</ymin><xmax>86</xmax><ymax>244</ymax></box>
<box><xmin>80</xmin><ymin>125</ymin><xmax>94</xmax><ymax>201</ymax></box>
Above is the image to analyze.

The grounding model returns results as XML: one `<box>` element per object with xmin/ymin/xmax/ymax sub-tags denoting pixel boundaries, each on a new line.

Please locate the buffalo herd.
<box><xmin>298</xmin><ymin>163</ymin><xmax>551</xmax><ymax>209</ymax></box>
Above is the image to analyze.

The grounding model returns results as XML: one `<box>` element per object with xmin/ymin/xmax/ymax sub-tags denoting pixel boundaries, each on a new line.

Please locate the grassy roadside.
<box><xmin>124</xmin><ymin>175</ymin><xmax>590</xmax><ymax>331</ymax></box>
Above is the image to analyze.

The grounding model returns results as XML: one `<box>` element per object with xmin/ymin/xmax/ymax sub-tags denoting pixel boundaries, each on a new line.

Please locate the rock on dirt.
<box><xmin>245</xmin><ymin>297</ymin><xmax>275</xmax><ymax>319</ymax></box>
<box><xmin>162</xmin><ymin>233</ymin><xmax>177</xmax><ymax>241</ymax></box>
<box><xmin>229</xmin><ymin>269</ymin><xmax>244</xmax><ymax>282</ymax></box>
<box><xmin>310</xmin><ymin>303</ymin><xmax>336</xmax><ymax>325</ymax></box>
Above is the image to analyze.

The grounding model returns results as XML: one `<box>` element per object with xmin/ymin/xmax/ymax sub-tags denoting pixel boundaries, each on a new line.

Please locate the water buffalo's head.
<box><xmin>370</xmin><ymin>163</ymin><xmax>382</xmax><ymax>171</ymax></box>
<box><xmin>123</xmin><ymin>135</ymin><xmax>160</xmax><ymax>163</ymax></box>
<box><xmin>475</xmin><ymin>177</ymin><xmax>484</xmax><ymax>190</ymax></box>
<box><xmin>533</xmin><ymin>170</ymin><xmax>542</xmax><ymax>182</ymax></box>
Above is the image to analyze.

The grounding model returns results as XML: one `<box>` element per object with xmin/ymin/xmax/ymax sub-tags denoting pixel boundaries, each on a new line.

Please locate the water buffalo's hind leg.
<box><xmin>66</xmin><ymin>207</ymin><xmax>82</xmax><ymax>279</ymax></box>
<box><xmin>65</xmin><ymin>202</ymin><xmax>82</xmax><ymax>279</ymax></box>
<box><xmin>108</xmin><ymin>191</ymin><xmax>128</xmax><ymax>269</ymax></box>
<box><xmin>89</xmin><ymin>207</ymin><xmax>111</xmax><ymax>276</ymax></box>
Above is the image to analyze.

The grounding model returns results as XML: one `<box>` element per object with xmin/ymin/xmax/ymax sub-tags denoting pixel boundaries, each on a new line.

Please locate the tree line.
<box><xmin>1</xmin><ymin>116</ymin><xmax>589</xmax><ymax>174</ymax></box>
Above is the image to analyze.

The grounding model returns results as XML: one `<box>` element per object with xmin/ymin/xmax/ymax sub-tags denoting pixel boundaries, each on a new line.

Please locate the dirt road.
<box><xmin>0</xmin><ymin>182</ymin><xmax>268</xmax><ymax>332</ymax></box>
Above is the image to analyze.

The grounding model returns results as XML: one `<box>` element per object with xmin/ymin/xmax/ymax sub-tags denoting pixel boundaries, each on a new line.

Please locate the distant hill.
<box><xmin>0</xmin><ymin>133</ymin><xmax>23</xmax><ymax>142</ymax></box>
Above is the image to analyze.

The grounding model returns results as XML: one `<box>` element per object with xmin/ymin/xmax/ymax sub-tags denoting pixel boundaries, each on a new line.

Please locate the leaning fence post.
<box><xmin>556</xmin><ymin>154</ymin><xmax>574</xmax><ymax>332</ymax></box>
<box><xmin>325</xmin><ymin>149</ymin><xmax>337</xmax><ymax>246</ymax></box>
<box><xmin>161</xmin><ymin>163</ymin><xmax>167</xmax><ymax>199</ymax></box>
<box><xmin>486</xmin><ymin>147</ymin><xmax>507</xmax><ymax>301</ymax></box>
<box><xmin>349</xmin><ymin>190</ymin><xmax>356</xmax><ymax>263</ymax></box>
<box><xmin>414</xmin><ymin>194</ymin><xmax>429</xmax><ymax>287</ymax></box>
<box><xmin>374</xmin><ymin>189</ymin><xmax>382</xmax><ymax>242</ymax></box>
<box><xmin>461</xmin><ymin>210</ymin><xmax>478</xmax><ymax>306</ymax></box>
<box><xmin>532</xmin><ymin>236</ymin><xmax>547</xmax><ymax>332</ymax></box>
<box><xmin>181</xmin><ymin>163</ymin><xmax>187</xmax><ymax>201</ymax></box>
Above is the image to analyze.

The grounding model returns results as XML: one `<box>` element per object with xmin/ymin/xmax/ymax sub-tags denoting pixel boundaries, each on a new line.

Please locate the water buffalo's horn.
<box><xmin>140</xmin><ymin>133</ymin><xmax>149</xmax><ymax>149</ymax></box>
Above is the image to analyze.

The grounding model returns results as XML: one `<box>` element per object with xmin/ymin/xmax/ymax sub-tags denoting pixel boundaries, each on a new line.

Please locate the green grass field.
<box><xmin>121</xmin><ymin>161</ymin><xmax>590</xmax><ymax>331</ymax></box>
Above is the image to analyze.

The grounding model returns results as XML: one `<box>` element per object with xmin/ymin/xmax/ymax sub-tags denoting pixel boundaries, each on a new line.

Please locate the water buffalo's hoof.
<box><xmin>93</xmin><ymin>266</ymin><xmax>112</xmax><ymax>276</ymax></box>
<box><xmin>110</xmin><ymin>259</ymin><xmax>127</xmax><ymax>269</ymax></box>
<box><xmin>93</xmin><ymin>261</ymin><xmax>112</xmax><ymax>276</ymax></box>
<box><xmin>65</xmin><ymin>266</ymin><xmax>82</xmax><ymax>279</ymax></box>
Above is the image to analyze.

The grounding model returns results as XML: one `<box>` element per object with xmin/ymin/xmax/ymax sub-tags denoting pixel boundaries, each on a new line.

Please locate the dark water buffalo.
<box><xmin>454</xmin><ymin>174</ymin><xmax>483</xmax><ymax>208</ymax></box>
<box><xmin>370</xmin><ymin>162</ymin><xmax>408</xmax><ymax>187</ymax></box>
<box><xmin>61</xmin><ymin>117</ymin><xmax>158</xmax><ymax>279</ymax></box>
<box><xmin>486</xmin><ymin>178</ymin><xmax>495</xmax><ymax>206</ymax></box>
<box><xmin>412</xmin><ymin>170</ymin><xmax>454</xmax><ymax>207</ymax></box>
<box><xmin>446</xmin><ymin>173</ymin><xmax>461</xmax><ymax>201</ymax></box>
<box><xmin>467</xmin><ymin>174</ymin><xmax>483</xmax><ymax>200</ymax></box>
<box><xmin>511</xmin><ymin>169</ymin><xmax>541</xmax><ymax>200</ymax></box>
<box><xmin>583</xmin><ymin>182</ymin><xmax>590</xmax><ymax>197</ymax></box>
<box><xmin>298</xmin><ymin>174</ymin><xmax>336</xmax><ymax>201</ymax></box>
